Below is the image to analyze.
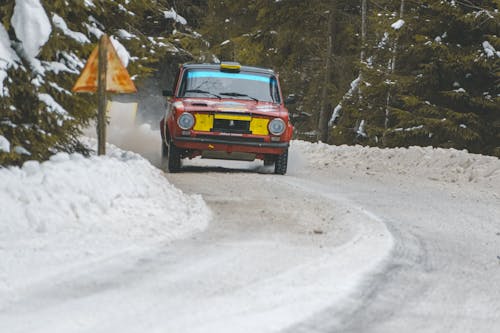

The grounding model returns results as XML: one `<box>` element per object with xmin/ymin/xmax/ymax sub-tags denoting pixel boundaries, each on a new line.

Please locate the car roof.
<box><xmin>182</xmin><ymin>63</ymin><xmax>277</xmax><ymax>76</ymax></box>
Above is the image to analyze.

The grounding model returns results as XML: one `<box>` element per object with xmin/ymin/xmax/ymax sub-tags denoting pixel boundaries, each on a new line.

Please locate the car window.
<box><xmin>178</xmin><ymin>69</ymin><xmax>281</xmax><ymax>103</ymax></box>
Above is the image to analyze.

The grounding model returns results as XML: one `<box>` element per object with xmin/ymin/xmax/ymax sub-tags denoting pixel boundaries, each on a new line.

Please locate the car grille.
<box><xmin>212</xmin><ymin>118</ymin><xmax>250</xmax><ymax>134</ymax></box>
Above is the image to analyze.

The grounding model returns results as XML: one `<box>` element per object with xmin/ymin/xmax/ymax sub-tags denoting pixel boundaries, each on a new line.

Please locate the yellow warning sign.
<box><xmin>72</xmin><ymin>35</ymin><xmax>137</xmax><ymax>94</ymax></box>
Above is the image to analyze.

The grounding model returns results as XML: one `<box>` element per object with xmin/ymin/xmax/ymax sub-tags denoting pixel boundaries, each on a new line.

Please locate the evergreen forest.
<box><xmin>0</xmin><ymin>0</ymin><xmax>498</xmax><ymax>166</ymax></box>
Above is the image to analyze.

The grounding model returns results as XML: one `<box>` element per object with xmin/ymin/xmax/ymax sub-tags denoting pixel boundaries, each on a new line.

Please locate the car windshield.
<box><xmin>178</xmin><ymin>69</ymin><xmax>281</xmax><ymax>103</ymax></box>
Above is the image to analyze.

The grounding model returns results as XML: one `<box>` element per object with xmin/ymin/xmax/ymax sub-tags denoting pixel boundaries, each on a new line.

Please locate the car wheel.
<box><xmin>274</xmin><ymin>149</ymin><xmax>288</xmax><ymax>175</ymax></box>
<box><xmin>167</xmin><ymin>142</ymin><xmax>182</xmax><ymax>173</ymax></box>
<box><xmin>161</xmin><ymin>140</ymin><xmax>169</xmax><ymax>171</ymax></box>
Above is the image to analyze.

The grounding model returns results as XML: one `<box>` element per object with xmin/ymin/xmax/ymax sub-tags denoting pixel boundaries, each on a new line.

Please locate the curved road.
<box><xmin>169</xmin><ymin>154</ymin><xmax>500</xmax><ymax>332</ymax></box>
<box><xmin>282</xmin><ymin>170</ymin><xmax>500</xmax><ymax>332</ymax></box>
<box><xmin>1</xmin><ymin>146</ymin><xmax>499</xmax><ymax>333</ymax></box>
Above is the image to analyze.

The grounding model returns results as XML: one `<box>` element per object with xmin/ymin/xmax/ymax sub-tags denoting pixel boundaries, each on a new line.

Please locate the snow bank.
<box><xmin>0</xmin><ymin>143</ymin><xmax>210</xmax><ymax>290</ymax></box>
<box><xmin>0</xmin><ymin>144</ymin><xmax>209</xmax><ymax>237</ymax></box>
<box><xmin>292</xmin><ymin>141</ymin><xmax>500</xmax><ymax>186</ymax></box>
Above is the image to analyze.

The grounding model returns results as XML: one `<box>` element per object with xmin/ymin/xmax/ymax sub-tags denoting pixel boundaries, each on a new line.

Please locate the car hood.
<box><xmin>180</xmin><ymin>99</ymin><xmax>284</xmax><ymax>117</ymax></box>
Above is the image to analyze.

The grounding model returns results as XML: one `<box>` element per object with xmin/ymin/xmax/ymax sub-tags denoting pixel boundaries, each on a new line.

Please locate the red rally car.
<box><xmin>160</xmin><ymin>62</ymin><xmax>293</xmax><ymax>174</ymax></box>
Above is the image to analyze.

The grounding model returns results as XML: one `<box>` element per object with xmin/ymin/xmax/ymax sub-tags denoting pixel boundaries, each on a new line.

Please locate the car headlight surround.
<box><xmin>268</xmin><ymin>118</ymin><xmax>286</xmax><ymax>136</ymax></box>
<box><xmin>177</xmin><ymin>112</ymin><xmax>195</xmax><ymax>130</ymax></box>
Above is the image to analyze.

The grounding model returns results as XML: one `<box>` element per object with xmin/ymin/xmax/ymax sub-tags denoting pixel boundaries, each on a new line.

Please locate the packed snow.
<box><xmin>291</xmin><ymin>140</ymin><xmax>500</xmax><ymax>187</ymax></box>
<box><xmin>0</xmin><ymin>141</ymin><xmax>210</xmax><ymax>295</ymax></box>
<box><xmin>164</xmin><ymin>8</ymin><xmax>188</xmax><ymax>25</ymax></box>
<box><xmin>0</xmin><ymin>25</ymin><xmax>18</xmax><ymax>67</ymax></box>
<box><xmin>1</xmin><ymin>127</ymin><xmax>499</xmax><ymax>332</ymax></box>
<box><xmin>391</xmin><ymin>19</ymin><xmax>405</xmax><ymax>30</ymax></box>
<box><xmin>12</xmin><ymin>145</ymin><xmax>30</xmax><ymax>155</ymax></box>
<box><xmin>110</xmin><ymin>36</ymin><xmax>131</xmax><ymax>67</ymax></box>
<box><xmin>11</xmin><ymin>0</ymin><xmax>52</xmax><ymax>59</ymax></box>
<box><xmin>85</xmin><ymin>22</ymin><xmax>105</xmax><ymax>40</ymax></box>
<box><xmin>51</xmin><ymin>14</ymin><xmax>90</xmax><ymax>44</ymax></box>
<box><xmin>42</xmin><ymin>60</ymin><xmax>78</xmax><ymax>75</ymax></box>
<box><xmin>84</xmin><ymin>0</ymin><xmax>95</xmax><ymax>8</ymax></box>
<box><xmin>0</xmin><ymin>135</ymin><xmax>10</xmax><ymax>153</ymax></box>
<box><xmin>329</xmin><ymin>75</ymin><xmax>360</xmax><ymax>126</ymax></box>
<box><xmin>482</xmin><ymin>40</ymin><xmax>500</xmax><ymax>58</ymax></box>
<box><xmin>117</xmin><ymin>29</ymin><xmax>137</xmax><ymax>40</ymax></box>
<box><xmin>38</xmin><ymin>93</ymin><xmax>70</xmax><ymax>117</ymax></box>
<box><xmin>1</xmin><ymin>1</ymin><xmax>499</xmax><ymax>330</ymax></box>
<box><xmin>0</xmin><ymin>24</ymin><xmax>19</xmax><ymax>96</ymax></box>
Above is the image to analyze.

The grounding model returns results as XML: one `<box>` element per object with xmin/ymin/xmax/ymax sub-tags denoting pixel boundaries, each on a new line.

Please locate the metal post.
<box><xmin>97</xmin><ymin>34</ymin><xmax>108</xmax><ymax>155</ymax></box>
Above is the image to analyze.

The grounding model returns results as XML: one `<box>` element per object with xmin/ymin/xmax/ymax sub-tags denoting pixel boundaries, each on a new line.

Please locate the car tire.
<box><xmin>161</xmin><ymin>140</ymin><xmax>169</xmax><ymax>171</ymax></box>
<box><xmin>274</xmin><ymin>149</ymin><xmax>288</xmax><ymax>175</ymax></box>
<box><xmin>167</xmin><ymin>141</ymin><xmax>182</xmax><ymax>173</ymax></box>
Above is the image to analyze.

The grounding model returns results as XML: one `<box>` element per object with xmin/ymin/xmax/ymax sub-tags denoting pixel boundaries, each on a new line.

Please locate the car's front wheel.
<box><xmin>274</xmin><ymin>149</ymin><xmax>288</xmax><ymax>175</ymax></box>
<box><xmin>162</xmin><ymin>140</ymin><xmax>181</xmax><ymax>172</ymax></box>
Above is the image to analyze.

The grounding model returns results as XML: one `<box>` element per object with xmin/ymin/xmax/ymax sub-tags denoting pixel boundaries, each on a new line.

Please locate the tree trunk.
<box><xmin>318</xmin><ymin>7</ymin><xmax>334</xmax><ymax>142</ymax></box>
<box><xmin>361</xmin><ymin>0</ymin><xmax>367</xmax><ymax>62</ymax></box>
<box><xmin>358</xmin><ymin>0</ymin><xmax>367</xmax><ymax>106</ymax></box>
<box><xmin>383</xmin><ymin>0</ymin><xmax>405</xmax><ymax>145</ymax></box>
<box><xmin>391</xmin><ymin>0</ymin><xmax>405</xmax><ymax>72</ymax></box>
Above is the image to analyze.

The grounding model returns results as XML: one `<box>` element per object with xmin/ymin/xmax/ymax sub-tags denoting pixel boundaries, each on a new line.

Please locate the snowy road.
<box><xmin>1</xmin><ymin>139</ymin><xmax>499</xmax><ymax>333</ymax></box>
<box><xmin>160</xmin><ymin>167</ymin><xmax>392</xmax><ymax>333</ymax></box>
<box><xmin>166</xmin><ymin>149</ymin><xmax>500</xmax><ymax>333</ymax></box>
<box><xmin>284</xmin><ymin>171</ymin><xmax>500</xmax><ymax>332</ymax></box>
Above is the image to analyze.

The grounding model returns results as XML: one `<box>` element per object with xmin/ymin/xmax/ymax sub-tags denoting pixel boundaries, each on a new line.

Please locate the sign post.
<box><xmin>72</xmin><ymin>34</ymin><xmax>137</xmax><ymax>156</ymax></box>
<box><xmin>97</xmin><ymin>35</ymin><xmax>108</xmax><ymax>155</ymax></box>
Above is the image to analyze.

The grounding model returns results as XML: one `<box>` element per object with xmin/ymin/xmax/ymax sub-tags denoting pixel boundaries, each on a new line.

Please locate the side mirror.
<box><xmin>162</xmin><ymin>90</ymin><xmax>173</xmax><ymax>97</ymax></box>
<box><xmin>284</xmin><ymin>94</ymin><xmax>296</xmax><ymax>105</ymax></box>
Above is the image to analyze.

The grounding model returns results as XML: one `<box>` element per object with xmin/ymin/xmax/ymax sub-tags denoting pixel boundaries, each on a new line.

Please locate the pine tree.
<box><xmin>0</xmin><ymin>0</ymin><xmax>204</xmax><ymax>166</ymax></box>
<box><xmin>333</xmin><ymin>0</ymin><xmax>499</xmax><ymax>156</ymax></box>
<box><xmin>200</xmin><ymin>0</ymin><xmax>360</xmax><ymax>139</ymax></box>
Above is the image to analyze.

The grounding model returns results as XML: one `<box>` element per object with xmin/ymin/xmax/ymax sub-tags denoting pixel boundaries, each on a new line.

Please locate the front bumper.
<box><xmin>173</xmin><ymin>136</ymin><xmax>289</xmax><ymax>155</ymax></box>
<box><xmin>174</xmin><ymin>136</ymin><xmax>289</xmax><ymax>148</ymax></box>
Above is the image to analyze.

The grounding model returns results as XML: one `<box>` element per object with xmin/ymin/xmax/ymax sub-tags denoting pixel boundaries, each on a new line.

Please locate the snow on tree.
<box><xmin>332</xmin><ymin>0</ymin><xmax>499</xmax><ymax>156</ymax></box>
<box><xmin>0</xmin><ymin>0</ymin><xmax>204</xmax><ymax>166</ymax></box>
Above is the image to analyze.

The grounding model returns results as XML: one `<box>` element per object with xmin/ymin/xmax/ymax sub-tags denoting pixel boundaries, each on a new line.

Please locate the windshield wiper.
<box><xmin>185</xmin><ymin>89</ymin><xmax>221</xmax><ymax>99</ymax></box>
<box><xmin>219</xmin><ymin>92</ymin><xmax>259</xmax><ymax>102</ymax></box>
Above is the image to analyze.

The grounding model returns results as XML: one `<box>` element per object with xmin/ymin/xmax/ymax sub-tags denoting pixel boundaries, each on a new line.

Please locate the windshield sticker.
<box><xmin>188</xmin><ymin>71</ymin><xmax>271</xmax><ymax>83</ymax></box>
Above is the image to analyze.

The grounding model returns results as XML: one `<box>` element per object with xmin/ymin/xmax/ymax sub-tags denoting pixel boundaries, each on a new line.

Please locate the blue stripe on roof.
<box><xmin>187</xmin><ymin>71</ymin><xmax>271</xmax><ymax>83</ymax></box>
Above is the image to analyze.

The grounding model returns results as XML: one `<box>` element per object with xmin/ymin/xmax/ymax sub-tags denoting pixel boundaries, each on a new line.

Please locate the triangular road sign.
<box><xmin>72</xmin><ymin>35</ymin><xmax>137</xmax><ymax>94</ymax></box>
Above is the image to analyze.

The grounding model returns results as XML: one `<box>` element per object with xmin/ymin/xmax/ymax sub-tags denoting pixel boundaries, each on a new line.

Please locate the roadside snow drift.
<box><xmin>0</xmin><ymin>143</ymin><xmax>210</xmax><ymax>292</ymax></box>
<box><xmin>291</xmin><ymin>141</ymin><xmax>500</xmax><ymax>187</ymax></box>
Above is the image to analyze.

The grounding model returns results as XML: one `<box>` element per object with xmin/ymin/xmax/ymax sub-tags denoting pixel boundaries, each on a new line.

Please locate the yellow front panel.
<box><xmin>193</xmin><ymin>114</ymin><xmax>214</xmax><ymax>132</ymax></box>
<box><xmin>250</xmin><ymin>118</ymin><xmax>269</xmax><ymax>135</ymax></box>
<box><xmin>214</xmin><ymin>114</ymin><xmax>252</xmax><ymax>121</ymax></box>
